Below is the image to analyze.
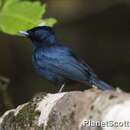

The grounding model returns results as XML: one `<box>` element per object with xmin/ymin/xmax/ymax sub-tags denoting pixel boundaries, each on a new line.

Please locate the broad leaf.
<box><xmin>39</xmin><ymin>18</ymin><xmax>57</xmax><ymax>27</ymax></box>
<box><xmin>0</xmin><ymin>0</ymin><xmax>56</xmax><ymax>35</ymax></box>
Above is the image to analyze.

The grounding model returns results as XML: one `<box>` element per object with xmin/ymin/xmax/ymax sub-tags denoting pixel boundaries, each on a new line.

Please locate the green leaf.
<box><xmin>0</xmin><ymin>0</ymin><xmax>56</xmax><ymax>35</ymax></box>
<box><xmin>39</xmin><ymin>18</ymin><xmax>57</xmax><ymax>27</ymax></box>
<box><xmin>2</xmin><ymin>0</ymin><xmax>18</xmax><ymax>10</ymax></box>
<box><xmin>0</xmin><ymin>0</ymin><xmax>2</xmax><ymax>8</ymax></box>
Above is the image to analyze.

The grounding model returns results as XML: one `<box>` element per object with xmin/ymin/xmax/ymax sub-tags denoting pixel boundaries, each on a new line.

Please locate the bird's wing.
<box><xmin>35</xmin><ymin>46</ymin><xmax>96</xmax><ymax>82</ymax></box>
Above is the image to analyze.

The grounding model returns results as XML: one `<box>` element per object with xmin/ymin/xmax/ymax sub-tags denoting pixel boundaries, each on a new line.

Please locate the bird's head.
<box><xmin>20</xmin><ymin>26</ymin><xmax>56</xmax><ymax>46</ymax></box>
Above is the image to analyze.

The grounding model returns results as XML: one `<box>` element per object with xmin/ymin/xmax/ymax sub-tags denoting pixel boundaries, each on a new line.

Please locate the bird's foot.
<box><xmin>92</xmin><ymin>85</ymin><xmax>98</xmax><ymax>89</ymax></box>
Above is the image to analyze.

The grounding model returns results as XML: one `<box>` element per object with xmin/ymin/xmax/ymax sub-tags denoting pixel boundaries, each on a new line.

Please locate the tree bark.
<box><xmin>0</xmin><ymin>88</ymin><xmax>130</xmax><ymax>130</ymax></box>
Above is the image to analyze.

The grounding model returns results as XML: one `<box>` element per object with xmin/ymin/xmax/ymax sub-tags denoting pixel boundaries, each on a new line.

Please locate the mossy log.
<box><xmin>0</xmin><ymin>88</ymin><xmax>130</xmax><ymax>130</ymax></box>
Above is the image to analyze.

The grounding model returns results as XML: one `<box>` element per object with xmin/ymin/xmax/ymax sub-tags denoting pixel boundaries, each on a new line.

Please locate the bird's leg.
<box><xmin>58</xmin><ymin>84</ymin><xmax>65</xmax><ymax>93</ymax></box>
<box><xmin>92</xmin><ymin>85</ymin><xmax>98</xmax><ymax>89</ymax></box>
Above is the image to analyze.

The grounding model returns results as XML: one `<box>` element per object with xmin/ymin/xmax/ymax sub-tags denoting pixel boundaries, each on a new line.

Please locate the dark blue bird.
<box><xmin>20</xmin><ymin>26</ymin><xmax>113</xmax><ymax>92</ymax></box>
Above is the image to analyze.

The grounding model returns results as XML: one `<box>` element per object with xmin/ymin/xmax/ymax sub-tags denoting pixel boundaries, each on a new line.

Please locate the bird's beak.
<box><xmin>19</xmin><ymin>31</ymin><xmax>29</xmax><ymax>37</ymax></box>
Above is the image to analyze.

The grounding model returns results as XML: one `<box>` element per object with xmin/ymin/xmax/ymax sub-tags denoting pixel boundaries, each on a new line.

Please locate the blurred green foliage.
<box><xmin>0</xmin><ymin>0</ymin><xmax>57</xmax><ymax>35</ymax></box>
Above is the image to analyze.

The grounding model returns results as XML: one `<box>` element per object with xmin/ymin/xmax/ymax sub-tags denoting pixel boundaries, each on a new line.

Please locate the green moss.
<box><xmin>0</xmin><ymin>93</ymin><xmax>49</xmax><ymax>130</ymax></box>
<box><xmin>14</xmin><ymin>103</ymin><xmax>39</xmax><ymax>128</ymax></box>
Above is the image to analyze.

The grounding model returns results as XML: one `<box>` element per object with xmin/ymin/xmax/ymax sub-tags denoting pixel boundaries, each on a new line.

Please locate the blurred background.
<box><xmin>1</xmin><ymin>0</ymin><xmax>130</xmax><ymax>115</ymax></box>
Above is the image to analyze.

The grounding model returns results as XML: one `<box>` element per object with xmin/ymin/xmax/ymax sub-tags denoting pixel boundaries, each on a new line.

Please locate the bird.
<box><xmin>20</xmin><ymin>26</ymin><xmax>113</xmax><ymax>92</ymax></box>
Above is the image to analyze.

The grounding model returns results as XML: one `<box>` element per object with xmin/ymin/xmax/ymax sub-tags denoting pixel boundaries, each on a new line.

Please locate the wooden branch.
<box><xmin>0</xmin><ymin>88</ymin><xmax>130</xmax><ymax>130</ymax></box>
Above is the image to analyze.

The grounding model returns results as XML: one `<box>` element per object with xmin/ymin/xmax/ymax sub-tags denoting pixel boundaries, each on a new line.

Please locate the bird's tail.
<box><xmin>88</xmin><ymin>78</ymin><xmax>114</xmax><ymax>91</ymax></box>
